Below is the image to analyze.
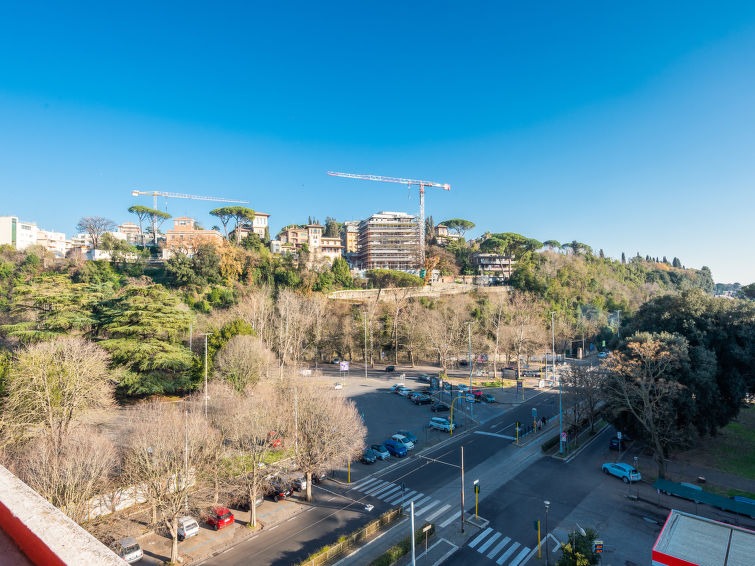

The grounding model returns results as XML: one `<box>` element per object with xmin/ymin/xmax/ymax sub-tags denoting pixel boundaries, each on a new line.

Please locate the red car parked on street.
<box><xmin>207</xmin><ymin>506</ymin><xmax>234</xmax><ymax>530</ymax></box>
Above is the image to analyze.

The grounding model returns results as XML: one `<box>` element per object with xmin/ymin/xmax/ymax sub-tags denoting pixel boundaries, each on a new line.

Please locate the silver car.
<box><xmin>117</xmin><ymin>537</ymin><xmax>143</xmax><ymax>563</ymax></box>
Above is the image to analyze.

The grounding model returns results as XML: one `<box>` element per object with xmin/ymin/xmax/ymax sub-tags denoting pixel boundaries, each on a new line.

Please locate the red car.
<box><xmin>207</xmin><ymin>506</ymin><xmax>234</xmax><ymax>530</ymax></box>
<box><xmin>470</xmin><ymin>389</ymin><xmax>483</xmax><ymax>402</ymax></box>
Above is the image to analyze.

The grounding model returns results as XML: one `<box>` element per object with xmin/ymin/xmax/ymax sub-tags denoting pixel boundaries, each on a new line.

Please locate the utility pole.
<box><xmin>196</xmin><ymin>333</ymin><xmax>211</xmax><ymax>418</ymax></box>
<box><xmin>466</xmin><ymin>322</ymin><xmax>473</xmax><ymax>419</ymax></box>
<box><xmin>550</xmin><ymin>311</ymin><xmax>556</xmax><ymax>378</ymax></box>
<box><xmin>363</xmin><ymin>312</ymin><xmax>368</xmax><ymax>381</ymax></box>
<box><xmin>544</xmin><ymin>500</ymin><xmax>551</xmax><ymax>566</ymax></box>
<box><xmin>410</xmin><ymin>500</ymin><xmax>416</xmax><ymax>566</ymax></box>
<box><xmin>184</xmin><ymin>407</ymin><xmax>189</xmax><ymax>512</ymax></box>
<box><xmin>460</xmin><ymin>446</ymin><xmax>465</xmax><ymax>533</ymax></box>
<box><xmin>616</xmin><ymin>309</ymin><xmax>622</xmax><ymax>339</ymax></box>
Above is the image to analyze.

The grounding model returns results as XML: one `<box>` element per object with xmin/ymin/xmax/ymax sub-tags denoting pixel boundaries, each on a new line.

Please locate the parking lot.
<box><xmin>319</xmin><ymin>364</ymin><xmax>511</xmax><ymax>482</ymax></box>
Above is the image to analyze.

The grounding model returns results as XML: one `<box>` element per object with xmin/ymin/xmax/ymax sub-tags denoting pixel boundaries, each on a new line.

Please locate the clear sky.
<box><xmin>1</xmin><ymin>2</ymin><xmax>754</xmax><ymax>283</ymax></box>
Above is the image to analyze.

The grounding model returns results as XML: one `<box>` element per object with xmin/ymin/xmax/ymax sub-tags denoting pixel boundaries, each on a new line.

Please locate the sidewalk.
<box><xmin>138</xmin><ymin>494</ymin><xmax>310</xmax><ymax>564</ymax></box>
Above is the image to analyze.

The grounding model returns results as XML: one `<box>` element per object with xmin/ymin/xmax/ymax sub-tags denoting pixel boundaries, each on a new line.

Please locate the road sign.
<box><xmin>617</xmin><ymin>431</ymin><xmax>622</xmax><ymax>440</ymax></box>
<box><xmin>532</xmin><ymin>408</ymin><xmax>537</xmax><ymax>419</ymax></box>
<box><xmin>593</xmin><ymin>540</ymin><xmax>604</xmax><ymax>553</ymax></box>
<box><xmin>339</xmin><ymin>361</ymin><xmax>349</xmax><ymax>372</ymax></box>
<box><xmin>422</xmin><ymin>524</ymin><xmax>432</xmax><ymax>533</ymax></box>
<box><xmin>516</xmin><ymin>380</ymin><xmax>523</xmax><ymax>392</ymax></box>
<box><xmin>466</xmin><ymin>393</ymin><xmax>475</xmax><ymax>402</ymax></box>
<box><xmin>561</xmin><ymin>432</ymin><xmax>568</xmax><ymax>442</ymax></box>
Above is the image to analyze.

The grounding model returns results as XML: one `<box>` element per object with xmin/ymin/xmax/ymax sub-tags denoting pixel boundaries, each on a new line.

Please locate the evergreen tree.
<box><xmin>672</xmin><ymin>257</ymin><xmax>681</xmax><ymax>268</ymax></box>
<box><xmin>621</xmin><ymin>252</ymin><xmax>626</xmax><ymax>264</ymax></box>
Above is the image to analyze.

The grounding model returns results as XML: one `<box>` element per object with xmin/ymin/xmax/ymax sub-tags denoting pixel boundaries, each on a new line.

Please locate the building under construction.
<box><xmin>357</xmin><ymin>211</ymin><xmax>420</xmax><ymax>270</ymax></box>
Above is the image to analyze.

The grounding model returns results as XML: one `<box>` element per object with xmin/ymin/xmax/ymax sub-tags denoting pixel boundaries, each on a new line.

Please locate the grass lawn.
<box><xmin>676</xmin><ymin>405</ymin><xmax>755</xmax><ymax>480</ymax></box>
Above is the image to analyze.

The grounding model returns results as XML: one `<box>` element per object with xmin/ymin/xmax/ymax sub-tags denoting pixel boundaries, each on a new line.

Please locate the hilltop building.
<box><xmin>0</xmin><ymin>216</ymin><xmax>38</xmax><ymax>250</ymax></box>
<box><xmin>276</xmin><ymin>223</ymin><xmax>343</xmax><ymax>265</ymax></box>
<box><xmin>357</xmin><ymin>211</ymin><xmax>420</xmax><ymax>270</ymax></box>
<box><xmin>163</xmin><ymin>217</ymin><xmax>223</xmax><ymax>258</ymax></box>
<box><xmin>228</xmin><ymin>211</ymin><xmax>270</xmax><ymax>241</ymax></box>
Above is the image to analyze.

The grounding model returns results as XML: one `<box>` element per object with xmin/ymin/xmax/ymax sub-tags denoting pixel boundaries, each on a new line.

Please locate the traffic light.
<box><xmin>474</xmin><ymin>484</ymin><xmax>480</xmax><ymax>495</ymax></box>
<box><xmin>533</xmin><ymin>520</ymin><xmax>539</xmax><ymax>531</ymax></box>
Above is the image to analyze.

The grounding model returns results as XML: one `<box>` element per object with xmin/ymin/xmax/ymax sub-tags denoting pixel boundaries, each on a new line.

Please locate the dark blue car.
<box><xmin>384</xmin><ymin>439</ymin><xmax>408</xmax><ymax>457</ymax></box>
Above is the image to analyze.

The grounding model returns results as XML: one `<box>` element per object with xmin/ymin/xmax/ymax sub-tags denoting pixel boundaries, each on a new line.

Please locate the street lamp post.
<box><xmin>363</xmin><ymin>312</ymin><xmax>368</xmax><ymax>381</ymax></box>
<box><xmin>466</xmin><ymin>322</ymin><xmax>473</xmax><ymax>419</ymax></box>
<box><xmin>615</xmin><ymin>309</ymin><xmax>622</xmax><ymax>339</ymax></box>
<box><xmin>544</xmin><ymin>500</ymin><xmax>550</xmax><ymax>566</ymax></box>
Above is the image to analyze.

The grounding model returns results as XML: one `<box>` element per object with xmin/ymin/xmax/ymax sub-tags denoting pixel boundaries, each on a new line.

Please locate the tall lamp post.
<box><xmin>466</xmin><ymin>321</ymin><xmax>474</xmax><ymax>419</ymax></box>
<box><xmin>363</xmin><ymin>312</ymin><xmax>368</xmax><ymax>381</ymax></box>
<box><xmin>544</xmin><ymin>500</ymin><xmax>551</xmax><ymax>566</ymax></box>
<box><xmin>552</xmin><ymin>312</ymin><xmax>563</xmax><ymax>454</ymax></box>
<box><xmin>196</xmin><ymin>333</ymin><xmax>212</xmax><ymax>418</ymax></box>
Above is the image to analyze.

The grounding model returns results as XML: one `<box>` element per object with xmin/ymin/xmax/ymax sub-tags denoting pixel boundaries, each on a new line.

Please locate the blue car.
<box><xmin>601</xmin><ymin>462</ymin><xmax>641</xmax><ymax>483</ymax></box>
<box><xmin>384</xmin><ymin>439</ymin><xmax>408</xmax><ymax>457</ymax></box>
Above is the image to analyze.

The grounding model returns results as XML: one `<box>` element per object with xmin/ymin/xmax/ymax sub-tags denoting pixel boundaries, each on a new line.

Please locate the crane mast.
<box><xmin>327</xmin><ymin>171</ymin><xmax>450</xmax><ymax>266</ymax></box>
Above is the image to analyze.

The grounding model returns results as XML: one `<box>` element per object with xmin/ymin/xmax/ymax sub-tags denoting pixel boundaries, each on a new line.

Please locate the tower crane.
<box><xmin>327</xmin><ymin>172</ymin><xmax>450</xmax><ymax>266</ymax></box>
<box><xmin>131</xmin><ymin>190</ymin><xmax>248</xmax><ymax>210</ymax></box>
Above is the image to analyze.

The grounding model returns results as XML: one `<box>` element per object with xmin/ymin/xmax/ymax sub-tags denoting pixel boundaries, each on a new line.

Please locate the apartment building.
<box><xmin>116</xmin><ymin>222</ymin><xmax>141</xmax><ymax>245</ymax></box>
<box><xmin>341</xmin><ymin>221</ymin><xmax>359</xmax><ymax>253</ymax></box>
<box><xmin>471</xmin><ymin>252</ymin><xmax>515</xmax><ymax>279</ymax></box>
<box><xmin>0</xmin><ymin>216</ymin><xmax>39</xmax><ymax>250</ymax></box>
<box><xmin>36</xmin><ymin>229</ymin><xmax>68</xmax><ymax>257</ymax></box>
<box><xmin>163</xmin><ymin>217</ymin><xmax>223</xmax><ymax>258</ymax></box>
<box><xmin>357</xmin><ymin>211</ymin><xmax>420</xmax><ymax>270</ymax></box>
<box><xmin>228</xmin><ymin>211</ymin><xmax>270</xmax><ymax>241</ymax></box>
<box><xmin>434</xmin><ymin>224</ymin><xmax>461</xmax><ymax>246</ymax></box>
<box><xmin>276</xmin><ymin>224</ymin><xmax>343</xmax><ymax>264</ymax></box>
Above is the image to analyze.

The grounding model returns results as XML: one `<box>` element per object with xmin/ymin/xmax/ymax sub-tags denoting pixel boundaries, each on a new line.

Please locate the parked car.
<box><xmin>417</xmin><ymin>374</ymin><xmax>431</xmax><ymax>383</ymax></box>
<box><xmin>385</xmin><ymin>365</ymin><xmax>396</xmax><ymax>372</ymax></box>
<box><xmin>116</xmin><ymin>537</ymin><xmax>143</xmax><ymax>563</ymax></box>
<box><xmin>332</xmin><ymin>358</ymin><xmax>340</xmax><ymax>364</ymax></box>
<box><xmin>371</xmin><ymin>444</ymin><xmax>391</xmax><ymax>460</ymax></box>
<box><xmin>397</xmin><ymin>387</ymin><xmax>412</xmax><ymax>397</ymax></box>
<box><xmin>408</xmin><ymin>391</ymin><xmax>423</xmax><ymax>401</ymax></box>
<box><xmin>231</xmin><ymin>492</ymin><xmax>264</xmax><ymax>511</ymax></box>
<box><xmin>334</xmin><ymin>382</ymin><xmax>343</xmax><ymax>390</ymax></box>
<box><xmin>288</xmin><ymin>474</ymin><xmax>307</xmax><ymax>492</ymax></box>
<box><xmin>396</xmin><ymin>430</ymin><xmax>418</xmax><ymax>443</ymax></box>
<box><xmin>383</xmin><ymin>439</ymin><xmax>408</xmax><ymax>457</ymax></box>
<box><xmin>608</xmin><ymin>437</ymin><xmax>626</xmax><ymax>451</ymax></box>
<box><xmin>483</xmin><ymin>393</ymin><xmax>496</xmax><ymax>403</ymax></box>
<box><xmin>268</xmin><ymin>479</ymin><xmax>293</xmax><ymax>502</ymax></box>
<box><xmin>177</xmin><ymin>516</ymin><xmax>200</xmax><ymax>541</ymax></box>
<box><xmin>457</xmin><ymin>383</ymin><xmax>470</xmax><ymax>392</ymax></box>
<box><xmin>413</xmin><ymin>394</ymin><xmax>432</xmax><ymax>405</ymax></box>
<box><xmin>268</xmin><ymin>431</ymin><xmax>282</xmax><ymax>449</ymax></box>
<box><xmin>431</xmin><ymin>403</ymin><xmax>450</xmax><ymax>413</ymax></box>
<box><xmin>390</xmin><ymin>383</ymin><xmax>405</xmax><ymax>392</ymax></box>
<box><xmin>391</xmin><ymin>434</ymin><xmax>415</xmax><ymax>450</ymax></box>
<box><xmin>207</xmin><ymin>506</ymin><xmax>235</xmax><ymax>530</ymax></box>
<box><xmin>470</xmin><ymin>389</ymin><xmax>483</xmax><ymax>401</ymax></box>
<box><xmin>361</xmin><ymin>448</ymin><xmax>378</xmax><ymax>464</ymax></box>
<box><xmin>312</xmin><ymin>471</ymin><xmax>328</xmax><ymax>484</ymax></box>
<box><xmin>429</xmin><ymin>417</ymin><xmax>454</xmax><ymax>432</ymax></box>
<box><xmin>601</xmin><ymin>463</ymin><xmax>641</xmax><ymax>483</ymax></box>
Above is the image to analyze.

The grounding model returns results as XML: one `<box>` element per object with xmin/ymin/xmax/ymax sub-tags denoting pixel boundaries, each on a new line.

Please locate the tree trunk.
<box><xmin>305</xmin><ymin>471</ymin><xmax>313</xmax><ymax>502</ymax></box>
<box><xmin>248</xmin><ymin>485</ymin><xmax>256</xmax><ymax>527</ymax></box>
<box><xmin>151</xmin><ymin>501</ymin><xmax>157</xmax><ymax>524</ymax></box>
<box><xmin>409</xmin><ymin>349</ymin><xmax>415</xmax><ymax>368</ymax></box>
<box><xmin>169</xmin><ymin>516</ymin><xmax>179</xmax><ymax>564</ymax></box>
<box><xmin>214</xmin><ymin>470</ymin><xmax>219</xmax><ymax>505</ymax></box>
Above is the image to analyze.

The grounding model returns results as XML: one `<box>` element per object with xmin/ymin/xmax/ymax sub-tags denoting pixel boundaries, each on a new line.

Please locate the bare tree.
<box><xmin>76</xmin><ymin>216</ymin><xmax>116</xmax><ymax>250</ymax></box>
<box><xmin>19</xmin><ymin>427</ymin><xmax>116</xmax><ymax>523</ymax></box>
<box><xmin>563</xmin><ymin>364</ymin><xmax>605</xmax><ymax>433</ymax></box>
<box><xmin>272</xmin><ymin>289</ymin><xmax>318</xmax><ymax>374</ymax></box>
<box><xmin>423</xmin><ymin>299</ymin><xmax>469</xmax><ymax>372</ymax></box>
<box><xmin>401</xmin><ymin>301</ymin><xmax>428</xmax><ymax>367</ymax></box>
<box><xmin>485</xmin><ymin>291</ymin><xmax>508</xmax><ymax>379</ymax></box>
<box><xmin>222</xmin><ymin>382</ymin><xmax>281</xmax><ymax>527</ymax></box>
<box><xmin>283</xmin><ymin>378</ymin><xmax>365</xmax><ymax>502</ymax></box>
<box><xmin>506</xmin><ymin>290</ymin><xmax>546</xmax><ymax>380</ymax></box>
<box><xmin>1</xmin><ymin>336</ymin><xmax>113</xmax><ymax>455</ymax></box>
<box><xmin>214</xmin><ymin>335</ymin><xmax>275</xmax><ymax>392</ymax></box>
<box><xmin>122</xmin><ymin>401</ymin><xmax>212</xmax><ymax>564</ymax></box>
<box><xmin>605</xmin><ymin>333</ymin><xmax>689</xmax><ymax>478</ymax></box>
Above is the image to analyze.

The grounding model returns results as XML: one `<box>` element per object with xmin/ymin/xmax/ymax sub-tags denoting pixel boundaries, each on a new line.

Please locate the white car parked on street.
<box><xmin>429</xmin><ymin>417</ymin><xmax>454</xmax><ymax>432</ymax></box>
<box><xmin>178</xmin><ymin>516</ymin><xmax>199</xmax><ymax>541</ymax></box>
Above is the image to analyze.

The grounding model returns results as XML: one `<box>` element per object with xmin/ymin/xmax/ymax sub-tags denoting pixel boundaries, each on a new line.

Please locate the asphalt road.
<box><xmin>199</xmin><ymin>380</ymin><xmax>560</xmax><ymax>566</ymax></box>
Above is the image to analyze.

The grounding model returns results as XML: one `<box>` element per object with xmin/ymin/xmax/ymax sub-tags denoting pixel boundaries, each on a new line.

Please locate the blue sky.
<box><xmin>1</xmin><ymin>2</ymin><xmax>754</xmax><ymax>283</ymax></box>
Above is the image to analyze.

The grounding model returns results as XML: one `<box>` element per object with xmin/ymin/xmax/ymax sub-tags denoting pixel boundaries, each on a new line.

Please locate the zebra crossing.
<box><xmin>467</xmin><ymin>527</ymin><xmax>531</xmax><ymax>566</ymax></box>
<box><xmin>350</xmin><ymin>477</ymin><xmax>530</xmax><ymax>565</ymax></box>
<box><xmin>350</xmin><ymin>477</ymin><xmax>460</xmax><ymax>530</ymax></box>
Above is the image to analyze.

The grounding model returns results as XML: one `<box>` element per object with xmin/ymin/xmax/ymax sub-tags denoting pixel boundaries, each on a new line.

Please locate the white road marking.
<box><xmin>468</xmin><ymin>527</ymin><xmax>493</xmax><ymax>549</ymax></box>
<box><xmin>496</xmin><ymin>542</ymin><xmax>520</xmax><ymax>565</ymax></box>
<box><xmin>487</xmin><ymin>536</ymin><xmax>510</xmax><ymax>559</ymax></box>
<box><xmin>474</xmin><ymin>431</ymin><xmax>515</xmax><ymax>440</ymax></box>
<box><xmin>478</xmin><ymin>532</ymin><xmax>501</xmax><ymax>553</ymax></box>
<box><xmin>374</xmin><ymin>485</ymin><xmax>401</xmax><ymax>499</ymax></box>
<box><xmin>509</xmin><ymin>546</ymin><xmax>531</xmax><ymax>566</ymax></box>
<box><xmin>424</xmin><ymin>504</ymin><xmax>451</xmax><ymax>522</ymax></box>
<box><xmin>363</xmin><ymin>481</ymin><xmax>389</xmax><ymax>495</ymax></box>
<box><xmin>414</xmin><ymin>500</ymin><xmax>440</xmax><ymax>517</ymax></box>
<box><xmin>352</xmin><ymin>477</ymin><xmax>379</xmax><ymax>491</ymax></box>
<box><xmin>439</xmin><ymin>510</ymin><xmax>460</xmax><ymax>528</ymax></box>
